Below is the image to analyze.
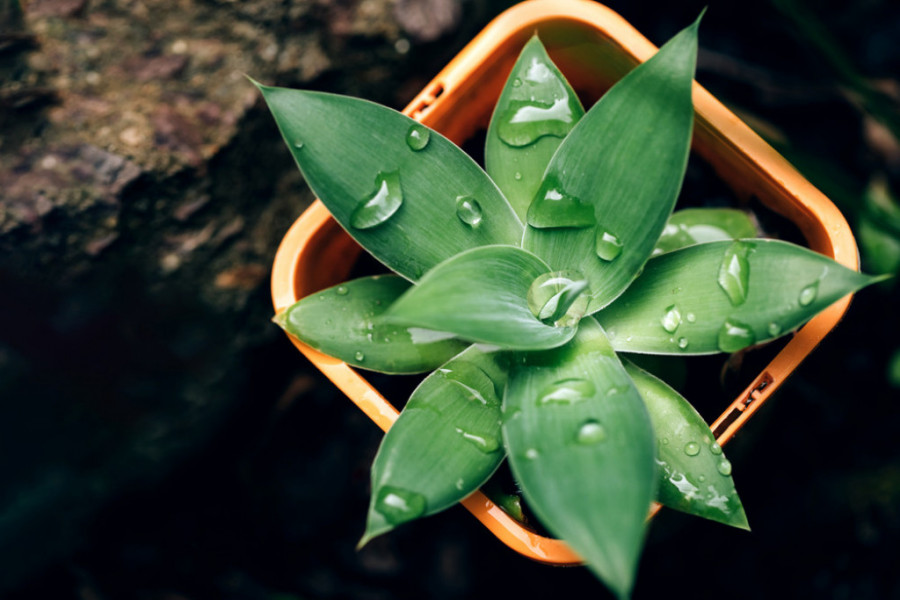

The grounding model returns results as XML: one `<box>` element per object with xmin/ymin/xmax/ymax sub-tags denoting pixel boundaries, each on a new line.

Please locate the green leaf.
<box><xmin>598</xmin><ymin>239</ymin><xmax>882</xmax><ymax>355</ymax></box>
<box><xmin>623</xmin><ymin>360</ymin><xmax>749</xmax><ymax>529</ymax></box>
<box><xmin>523</xmin><ymin>18</ymin><xmax>698</xmax><ymax>314</ymax></box>
<box><xmin>382</xmin><ymin>246</ymin><xmax>578</xmax><ymax>350</ymax></box>
<box><xmin>502</xmin><ymin>318</ymin><xmax>655</xmax><ymax>599</ymax></box>
<box><xmin>653</xmin><ymin>208</ymin><xmax>757</xmax><ymax>256</ymax></box>
<box><xmin>485</xmin><ymin>35</ymin><xmax>585</xmax><ymax>221</ymax></box>
<box><xmin>859</xmin><ymin>177</ymin><xmax>900</xmax><ymax>275</ymax></box>
<box><xmin>274</xmin><ymin>276</ymin><xmax>467</xmax><ymax>373</ymax></box>
<box><xmin>360</xmin><ymin>347</ymin><xmax>507</xmax><ymax>546</ymax></box>
<box><xmin>255</xmin><ymin>84</ymin><xmax>523</xmax><ymax>280</ymax></box>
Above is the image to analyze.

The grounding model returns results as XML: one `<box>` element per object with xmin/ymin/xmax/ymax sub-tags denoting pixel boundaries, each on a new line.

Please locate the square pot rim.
<box><xmin>270</xmin><ymin>0</ymin><xmax>860</xmax><ymax>565</ymax></box>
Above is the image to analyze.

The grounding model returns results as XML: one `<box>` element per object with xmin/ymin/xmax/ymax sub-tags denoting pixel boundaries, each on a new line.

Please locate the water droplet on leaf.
<box><xmin>595</xmin><ymin>228</ymin><xmax>623</xmax><ymax>262</ymax></box>
<box><xmin>336</xmin><ymin>286</ymin><xmax>348</xmax><ymax>296</ymax></box>
<box><xmin>526</xmin><ymin>271</ymin><xmax>589</xmax><ymax>327</ymax></box>
<box><xmin>526</xmin><ymin>174</ymin><xmax>595</xmax><ymax>228</ymax></box>
<box><xmin>455</xmin><ymin>196</ymin><xmax>483</xmax><ymax>227</ymax></box>
<box><xmin>525</xmin><ymin>448</ymin><xmax>539</xmax><ymax>460</ymax></box>
<box><xmin>717</xmin><ymin>318</ymin><xmax>756</xmax><ymax>352</ymax></box>
<box><xmin>354</xmin><ymin>351</ymin><xmax>365</xmax><ymax>362</ymax></box>
<box><xmin>717</xmin><ymin>459</ymin><xmax>733</xmax><ymax>476</ymax></box>
<box><xmin>514</xmin><ymin>171</ymin><xmax>522</xmax><ymax>181</ymax></box>
<box><xmin>375</xmin><ymin>486</ymin><xmax>426</xmax><ymax>525</ymax></box>
<box><xmin>405</xmin><ymin>124</ymin><xmax>430</xmax><ymax>151</ymax></box>
<box><xmin>293</xmin><ymin>141</ymin><xmax>304</xmax><ymax>149</ymax></box>
<box><xmin>717</xmin><ymin>241</ymin><xmax>752</xmax><ymax>306</ymax></box>
<box><xmin>575</xmin><ymin>420</ymin><xmax>607</xmax><ymax>444</ymax></box>
<box><xmin>661</xmin><ymin>304</ymin><xmax>682</xmax><ymax>333</ymax></box>
<box><xmin>684</xmin><ymin>441</ymin><xmax>700</xmax><ymax>456</ymax></box>
<box><xmin>799</xmin><ymin>280</ymin><xmax>819</xmax><ymax>306</ymax></box>
<box><xmin>710</xmin><ymin>442</ymin><xmax>722</xmax><ymax>455</ymax></box>
<box><xmin>678</xmin><ymin>337</ymin><xmax>689</xmax><ymax>349</ymax></box>
<box><xmin>537</xmin><ymin>377</ymin><xmax>596</xmax><ymax>405</ymax></box>
<box><xmin>351</xmin><ymin>171</ymin><xmax>403</xmax><ymax>229</ymax></box>
<box><xmin>454</xmin><ymin>427</ymin><xmax>500</xmax><ymax>453</ymax></box>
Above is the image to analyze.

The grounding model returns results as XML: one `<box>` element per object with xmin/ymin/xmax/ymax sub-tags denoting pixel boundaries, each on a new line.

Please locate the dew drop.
<box><xmin>455</xmin><ymin>196</ymin><xmax>483</xmax><ymax>227</ymax></box>
<box><xmin>527</xmin><ymin>271</ymin><xmax>589</xmax><ymax>327</ymax></box>
<box><xmin>595</xmin><ymin>228</ymin><xmax>623</xmax><ymax>262</ymax></box>
<box><xmin>717</xmin><ymin>459</ymin><xmax>733</xmax><ymax>476</ymax></box>
<box><xmin>717</xmin><ymin>241</ymin><xmax>752</xmax><ymax>306</ymax></box>
<box><xmin>661</xmin><ymin>437</ymin><xmax>670</xmax><ymax>446</ymax></box>
<box><xmin>405</xmin><ymin>123</ymin><xmax>431</xmax><ymax>151</ymax></box>
<box><xmin>710</xmin><ymin>442</ymin><xmax>722</xmax><ymax>455</ymax></box>
<box><xmin>678</xmin><ymin>337</ymin><xmax>689</xmax><ymax>349</ymax></box>
<box><xmin>512</xmin><ymin>77</ymin><xmax>522</xmax><ymax>88</ymax></box>
<box><xmin>354</xmin><ymin>351</ymin><xmax>365</xmax><ymax>362</ymax></box>
<box><xmin>375</xmin><ymin>486</ymin><xmax>426</xmax><ymax>525</ymax></box>
<box><xmin>524</xmin><ymin>448</ymin><xmax>539</xmax><ymax>460</ymax></box>
<box><xmin>293</xmin><ymin>141</ymin><xmax>304</xmax><ymax>149</ymax></box>
<box><xmin>496</xmin><ymin>96</ymin><xmax>578</xmax><ymax>147</ymax></box>
<box><xmin>526</xmin><ymin>174</ymin><xmax>595</xmax><ymax>228</ymax></box>
<box><xmin>686</xmin><ymin>312</ymin><xmax>696</xmax><ymax>323</ymax></box>
<box><xmin>455</xmin><ymin>428</ymin><xmax>500</xmax><ymax>453</ymax></box>
<box><xmin>799</xmin><ymin>280</ymin><xmax>819</xmax><ymax>306</ymax></box>
<box><xmin>717</xmin><ymin>318</ymin><xmax>756</xmax><ymax>352</ymax></box>
<box><xmin>537</xmin><ymin>377</ymin><xmax>596</xmax><ymax>405</ymax></box>
<box><xmin>514</xmin><ymin>171</ymin><xmax>522</xmax><ymax>181</ymax></box>
<box><xmin>698</xmin><ymin>474</ymin><xmax>706</xmax><ymax>482</ymax></box>
<box><xmin>351</xmin><ymin>171</ymin><xmax>403</xmax><ymax>229</ymax></box>
<box><xmin>768</xmin><ymin>322</ymin><xmax>782</xmax><ymax>337</ymax></box>
<box><xmin>684</xmin><ymin>441</ymin><xmax>700</xmax><ymax>456</ymax></box>
<box><xmin>575</xmin><ymin>420</ymin><xmax>607</xmax><ymax>445</ymax></box>
<box><xmin>336</xmin><ymin>286</ymin><xmax>349</xmax><ymax>296</ymax></box>
<box><xmin>661</xmin><ymin>304</ymin><xmax>682</xmax><ymax>333</ymax></box>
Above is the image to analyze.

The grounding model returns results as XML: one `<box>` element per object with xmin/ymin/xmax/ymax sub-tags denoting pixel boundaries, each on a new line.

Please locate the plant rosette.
<box><xmin>262</xmin><ymin>1</ymin><xmax>880</xmax><ymax>597</ymax></box>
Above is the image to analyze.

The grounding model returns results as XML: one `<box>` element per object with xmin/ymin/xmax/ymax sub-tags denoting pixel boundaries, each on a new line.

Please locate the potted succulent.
<box><xmin>261</xmin><ymin>1</ymin><xmax>879</xmax><ymax>597</ymax></box>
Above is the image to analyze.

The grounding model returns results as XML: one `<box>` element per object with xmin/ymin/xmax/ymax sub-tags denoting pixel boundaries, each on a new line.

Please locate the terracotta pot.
<box><xmin>271</xmin><ymin>0</ymin><xmax>859</xmax><ymax>565</ymax></box>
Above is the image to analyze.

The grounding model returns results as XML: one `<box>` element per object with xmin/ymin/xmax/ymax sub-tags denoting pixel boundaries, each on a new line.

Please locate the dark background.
<box><xmin>1</xmin><ymin>0</ymin><xmax>899</xmax><ymax>598</ymax></box>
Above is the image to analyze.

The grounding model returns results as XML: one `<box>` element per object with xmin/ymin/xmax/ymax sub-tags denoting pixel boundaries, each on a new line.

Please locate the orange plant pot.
<box><xmin>271</xmin><ymin>0</ymin><xmax>859</xmax><ymax>566</ymax></box>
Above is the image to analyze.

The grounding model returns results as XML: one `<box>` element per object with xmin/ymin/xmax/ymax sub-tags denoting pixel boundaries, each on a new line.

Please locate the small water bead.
<box><xmin>405</xmin><ymin>124</ymin><xmax>431</xmax><ymax>151</ymax></box>
<box><xmin>512</xmin><ymin>77</ymin><xmax>522</xmax><ymax>88</ymax></box>
<box><xmin>455</xmin><ymin>428</ymin><xmax>500</xmax><ymax>453</ymax></box>
<box><xmin>717</xmin><ymin>318</ymin><xmax>756</xmax><ymax>353</ymax></box>
<box><xmin>526</xmin><ymin>175</ymin><xmax>595</xmax><ymax>228</ymax></box>
<box><xmin>684</xmin><ymin>441</ymin><xmax>701</xmax><ymax>456</ymax></box>
<box><xmin>768</xmin><ymin>322</ymin><xmax>782</xmax><ymax>337</ymax></box>
<box><xmin>537</xmin><ymin>377</ymin><xmax>596</xmax><ymax>405</ymax></box>
<box><xmin>698</xmin><ymin>474</ymin><xmax>706</xmax><ymax>483</ymax></box>
<box><xmin>661</xmin><ymin>437</ymin><xmax>670</xmax><ymax>446</ymax></box>
<box><xmin>525</xmin><ymin>448</ymin><xmax>539</xmax><ymax>460</ymax></box>
<box><xmin>375</xmin><ymin>486</ymin><xmax>427</xmax><ymax>525</ymax></box>
<box><xmin>354</xmin><ymin>351</ymin><xmax>365</xmax><ymax>362</ymax></box>
<box><xmin>351</xmin><ymin>170</ymin><xmax>403</xmax><ymax>229</ymax></box>
<box><xmin>686</xmin><ymin>312</ymin><xmax>696</xmax><ymax>323</ymax></box>
<box><xmin>514</xmin><ymin>171</ymin><xmax>522</xmax><ymax>181</ymax></box>
<box><xmin>336</xmin><ymin>286</ymin><xmax>349</xmax><ymax>296</ymax></box>
<box><xmin>677</xmin><ymin>337</ymin><xmax>689</xmax><ymax>349</ymax></box>
<box><xmin>575</xmin><ymin>420</ymin><xmax>607</xmax><ymax>445</ymax></box>
<box><xmin>709</xmin><ymin>442</ymin><xmax>723</xmax><ymax>455</ymax></box>
<box><xmin>717</xmin><ymin>459</ymin><xmax>733</xmax><ymax>476</ymax></box>
<box><xmin>717</xmin><ymin>241</ymin><xmax>752</xmax><ymax>306</ymax></box>
<box><xmin>293</xmin><ymin>140</ymin><xmax>304</xmax><ymax>149</ymax></box>
<box><xmin>661</xmin><ymin>304</ymin><xmax>682</xmax><ymax>333</ymax></box>
<box><xmin>595</xmin><ymin>229</ymin><xmax>623</xmax><ymax>262</ymax></box>
<box><xmin>799</xmin><ymin>280</ymin><xmax>819</xmax><ymax>306</ymax></box>
<box><xmin>455</xmin><ymin>196</ymin><xmax>483</xmax><ymax>227</ymax></box>
<box><xmin>527</xmin><ymin>271</ymin><xmax>590</xmax><ymax>327</ymax></box>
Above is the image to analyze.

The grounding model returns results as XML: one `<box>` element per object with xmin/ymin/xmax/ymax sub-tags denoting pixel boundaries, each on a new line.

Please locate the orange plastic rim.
<box><xmin>271</xmin><ymin>0</ymin><xmax>859</xmax><ymax>566</ymax></box>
